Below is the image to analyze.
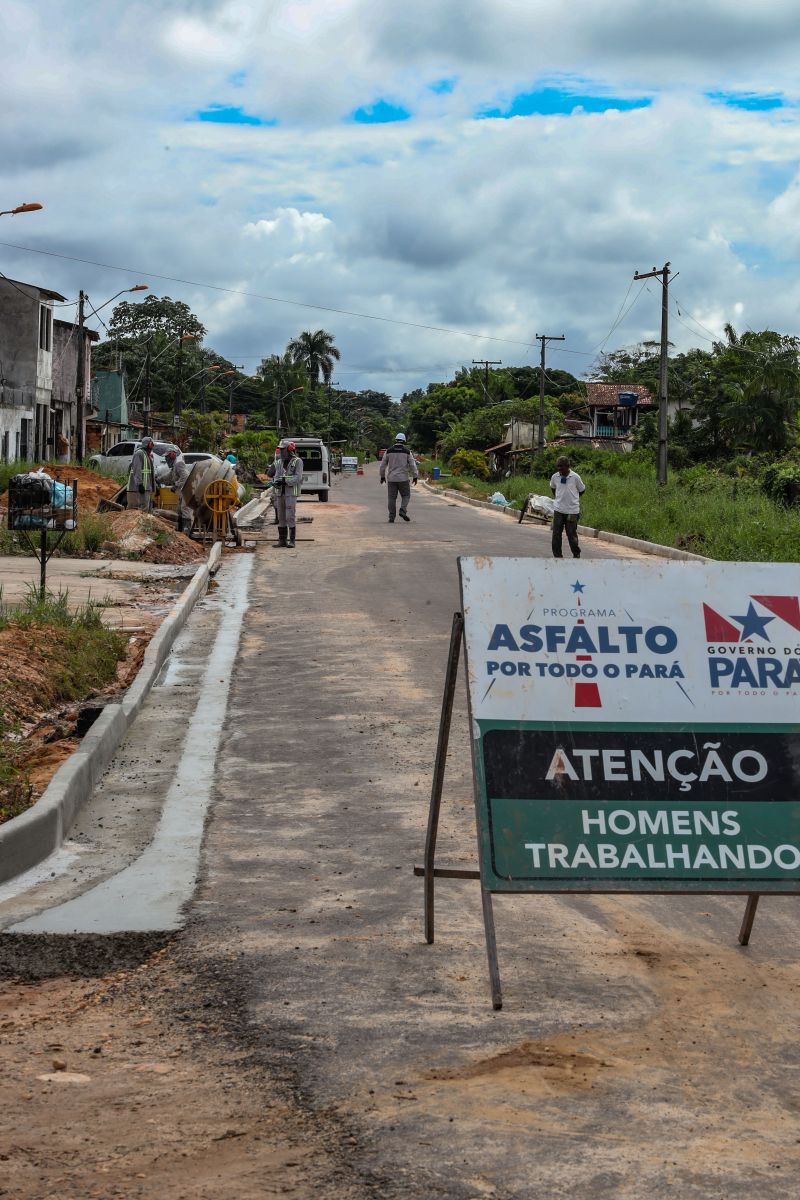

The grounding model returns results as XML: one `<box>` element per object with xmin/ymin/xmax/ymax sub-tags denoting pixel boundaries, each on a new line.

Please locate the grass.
<box><xmin>0</xmin><ymin>513</ymin><xmax>118</xmax><ymax>557</ymax></box>
<box><xmin>0</xmin><ymin>586</ymin><xmax>129</xmax><ymax>824</ymax></box>
<box><xmin>430</xmin><ymin>462</ymin><xmax>800</xmax><ymax>561</ymax></box>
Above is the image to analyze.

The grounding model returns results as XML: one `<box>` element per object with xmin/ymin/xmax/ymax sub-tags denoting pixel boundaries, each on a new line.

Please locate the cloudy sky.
<box><xmin>2</xmin><ymin>0</ymin><xmax>800</xmax><ymax>397</ymax></box>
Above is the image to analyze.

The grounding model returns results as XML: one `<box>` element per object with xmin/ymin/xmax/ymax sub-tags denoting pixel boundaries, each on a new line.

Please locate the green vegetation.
<box><xmin>450</xmin><ymin>449</ymin><xmax>490</xmax><ymax>480</ymax></box>
<box><xmin>0</xmin><ymin>513</ymin><xmax>118</xmax><ymax>558</ymax></box>
<box><xmin>0</xmin><ymin>588</ymin><xmax>129</xmax><ymax>824</ymax></box>
<box><xmin>430</xmin><ymin>448</ymin><xmax>800</xmax><ymax>562</ymax></box>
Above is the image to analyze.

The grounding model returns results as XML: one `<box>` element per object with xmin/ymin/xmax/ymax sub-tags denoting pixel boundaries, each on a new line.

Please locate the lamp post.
<box><xmin>76</xmin><ymin>283</ymin><xmax>148</xmax><ymax>460</ymax></box>
<box><xmin>0</xmin><ymin>202</ymin><xmax>43</xmax><ymax>216</ymax></box>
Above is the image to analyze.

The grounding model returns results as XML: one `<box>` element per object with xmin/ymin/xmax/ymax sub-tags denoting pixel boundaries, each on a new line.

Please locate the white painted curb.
<box><xmin>422</xmin><ymin>481</ymin><xmax>708</xmax><ymax>562</ymax></box>
<box><xmin>0</xmin><ymin>541</ymin><xmax>223</xmax><ymax>884</ymax></box>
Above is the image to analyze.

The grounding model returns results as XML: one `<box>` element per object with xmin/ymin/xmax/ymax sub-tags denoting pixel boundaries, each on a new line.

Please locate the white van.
<box><xmin>281</xmin><ymin>437</ymin><xmax>330</xmax><ymax>502</ymax></box>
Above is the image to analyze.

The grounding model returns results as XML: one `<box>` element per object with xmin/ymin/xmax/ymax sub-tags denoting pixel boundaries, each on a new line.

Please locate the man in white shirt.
<box><xmin>550</xmin><ymin>456</ymin><xmax>585</xmax><ymax>558</ymax></box>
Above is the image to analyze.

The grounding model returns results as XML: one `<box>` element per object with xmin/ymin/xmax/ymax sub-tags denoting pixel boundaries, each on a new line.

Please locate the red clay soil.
<box><xmin>0</xmin><ymin>620</ymin><xmax>149</xmax><ymax>818</ymax></box>
<box><xmin>104</xmin><ymin>511</ymin><xmax>206</xmax><ymax>565</ymax></box>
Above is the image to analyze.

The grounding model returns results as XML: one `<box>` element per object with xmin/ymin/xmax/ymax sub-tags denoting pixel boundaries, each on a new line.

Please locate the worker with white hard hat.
<box><xmin>379</xmin><ymin>432</ymin><xmax>418</xmax><ymax>523</ymax></box>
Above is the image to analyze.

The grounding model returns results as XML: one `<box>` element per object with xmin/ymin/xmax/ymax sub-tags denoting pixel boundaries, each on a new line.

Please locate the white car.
<box><xmin>88</xmin><ymin>439</ymin><xmax>179</xmax><ymax>477</ymax></box>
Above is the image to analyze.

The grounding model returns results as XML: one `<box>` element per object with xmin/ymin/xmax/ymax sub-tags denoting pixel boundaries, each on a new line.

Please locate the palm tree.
<box><xmin>286</xmin><ymin>329</ymin><xmax>341</xmax><ymax>388</ymax></box>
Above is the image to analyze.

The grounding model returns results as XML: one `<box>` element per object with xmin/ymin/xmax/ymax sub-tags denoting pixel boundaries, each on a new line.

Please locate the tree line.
<box><xmin>93</xmin><ymin>296</ymin><xmax>800</xmax><ymax>479</ymax></box>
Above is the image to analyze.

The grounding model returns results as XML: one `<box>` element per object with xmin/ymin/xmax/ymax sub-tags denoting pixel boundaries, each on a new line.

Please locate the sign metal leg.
<box><xmin>424</xmin><ymin>611</ymin><xmax>464</xmax><ymax>945</ymax></box>
<box><xmin>738</xmin><ymin>894</ymin><xmax>760</xmax><ymax>946</ymax></box>
<box><xmin>481</xmin><ymin>889</ymin><xmax>503</xmax><ymax>1010</ymax></box>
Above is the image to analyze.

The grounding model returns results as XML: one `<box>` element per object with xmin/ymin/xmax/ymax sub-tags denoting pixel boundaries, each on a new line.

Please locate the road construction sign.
<box><xmin>458</xmin><ymin>558</ymin><xmax>800</xmax><ymax>894</ymax></box>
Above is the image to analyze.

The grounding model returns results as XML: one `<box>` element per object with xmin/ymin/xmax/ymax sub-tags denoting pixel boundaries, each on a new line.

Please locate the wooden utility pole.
<box><xmin>75</xmin><ymin>290</ymin><xmax>86</xmax><ymax>460</ymax></box>
<box><xmin>634</xmin><ymin>262</ymin><xmax>671</xmax><ymax>484</ymax></box>
<box><xmin>472</xmin><ymin>359</ymin><xmax>502</xmax><ymax>403</ymax></box>
<box><xmin>535</xmin><ymin>333</ymin><xmax>565</xmax><ymax>448</ymax></box>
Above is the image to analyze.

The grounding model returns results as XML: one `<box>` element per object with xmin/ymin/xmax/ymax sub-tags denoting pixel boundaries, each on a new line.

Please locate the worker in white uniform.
<box><xmin>267</xmin><ymin>440</ymin><xmax>304</xmax><ymax>546</ymax></box>
<box><xmin>163</xmin><ymin>449</ymin><xmax>193</xmax><ymax>533</ymax></box>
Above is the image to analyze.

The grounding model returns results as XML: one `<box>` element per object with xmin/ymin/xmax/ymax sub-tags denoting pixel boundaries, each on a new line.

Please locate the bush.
<box><xmin>450</xmin><ymin>449</ymin><xmax>490</xmax><ymax>479</ymax></box>
<box><xmin>760</xmin><ymin>460</ymin><xmax>800</xmax><ymax>506</ymax></box>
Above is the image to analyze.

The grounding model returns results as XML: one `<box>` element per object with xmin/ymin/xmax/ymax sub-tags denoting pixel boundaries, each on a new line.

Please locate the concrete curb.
<box><xmin>0</xmin><ymin>541</ymin><xmax>223</xmax><ymax>885</ymax></box>
<box><xmin>422</xmin><ymin>481</ymin><xmax>708</xmax><ymax>562</ymax></box>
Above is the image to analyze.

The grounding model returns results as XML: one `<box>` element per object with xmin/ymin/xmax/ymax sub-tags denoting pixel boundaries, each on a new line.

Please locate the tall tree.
<box><xmin>286</xmin><ymin>329</ymin><xmax>341</xmax><ymax>387</ymax></box>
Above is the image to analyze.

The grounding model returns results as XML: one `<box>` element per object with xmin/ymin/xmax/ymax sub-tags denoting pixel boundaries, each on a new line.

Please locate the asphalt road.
<box><xmin>195</xmin><ymin>468</ymin><xmax>800</xmax><ymax>1199</ymax></box>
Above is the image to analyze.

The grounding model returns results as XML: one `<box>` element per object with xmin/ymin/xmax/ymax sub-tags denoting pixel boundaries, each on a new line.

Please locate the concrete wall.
<box><xmin>0</xmin><ymin>278</ymin><xmax>57</xmax><ymax>461</ymax></box>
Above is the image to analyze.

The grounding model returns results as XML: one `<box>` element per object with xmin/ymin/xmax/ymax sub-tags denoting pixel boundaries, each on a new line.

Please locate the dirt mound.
<box><xmin>0</xmin><ymin>464</ymin><xmax>120</xmax><ymax>515</ymax></box>
<box><xmin>104</xmin><ymin>511</ymin><xmax>206</xmax><ymax>564</ymax></box>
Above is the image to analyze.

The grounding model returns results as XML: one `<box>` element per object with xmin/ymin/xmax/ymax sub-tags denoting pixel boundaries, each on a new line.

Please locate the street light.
<box><xmin>0</xmin><ymin>202</ymin><xmax>43</xmax><ymax>216</ymax></box>
<box><xmin>76</xmin><ymin>283</ymin><xmax>150</xmax><ymax>460</ymax></box>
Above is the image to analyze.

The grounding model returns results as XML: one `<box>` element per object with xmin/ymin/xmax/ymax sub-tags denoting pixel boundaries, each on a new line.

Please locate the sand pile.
<box><xmin>104</xmin><ymin>511</ymin><xmax>205</xmax><ymax>564</ymax></box>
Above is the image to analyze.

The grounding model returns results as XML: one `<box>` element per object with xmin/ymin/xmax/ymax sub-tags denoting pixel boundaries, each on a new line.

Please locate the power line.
<box><xmin>0</xmin><ymin>238</ymin><xmax>542</xmax><ymax>350</ymax></box>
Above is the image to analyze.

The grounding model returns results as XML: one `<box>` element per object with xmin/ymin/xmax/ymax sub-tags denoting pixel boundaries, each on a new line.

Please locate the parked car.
<box><xmin>377</xmin><ymin>448</ymin><xmax>387</xmax><ymax>459</ymax></box>
<box><xmin>88</xmin><ymin>439</ymin><xmax>179</xmax><ymax>477</ymax></box>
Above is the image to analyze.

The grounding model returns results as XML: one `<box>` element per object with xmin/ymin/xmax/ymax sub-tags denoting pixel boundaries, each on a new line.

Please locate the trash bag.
<box><xmin>489</xmin><ymin>491</ymin><xmax>511</xmax><ymax>506</ymax></box>
<box><xmin>10</xmin><ymin>472</ymin><xmax>52</xmax><ymax>507</ymax></box>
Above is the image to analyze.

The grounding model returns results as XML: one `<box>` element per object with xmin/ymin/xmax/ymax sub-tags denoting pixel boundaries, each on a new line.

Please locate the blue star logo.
<box><xmin>731</xmin><ymin>601</ymin><xmax>774</xmax><ymax>642</ymax></box>
<box><xmin>571</xmin><ymin>580</ymin><xmax>585</xmax><ymax>593</ymax></box>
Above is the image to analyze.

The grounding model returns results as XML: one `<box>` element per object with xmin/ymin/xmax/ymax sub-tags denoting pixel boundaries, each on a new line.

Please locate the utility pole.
<box><xmin>634</xmin><ymin>262</ymin><xmax>671</xmax><ymax>484</ymax></box>
<box><xmin>143</xmin><ymin>338</ymin><xmax>151</xmax><ymax>437</ymax></box>
<box><xmin>227</xmin><ymin>366</ymin><xmax>243</xmax><ymax>430</ymax></box>
<box><xmin>174</xmin><ymin>327</ymin><xmax>184</xmax><ymax>431</ymax></box>
<box><xmin>75</xmin><ymin>290</ymin><xmax>86</xmax><ymax>460</ymax></box>
<box><xmin>535</xmin><ymin>333</ymin><xmax>565</xmax><ymax>449</ymax></box>
<box><xmin>472</xmin><ymin>358</ymin><xmax>502</xmax><ymax>402</ymax></box>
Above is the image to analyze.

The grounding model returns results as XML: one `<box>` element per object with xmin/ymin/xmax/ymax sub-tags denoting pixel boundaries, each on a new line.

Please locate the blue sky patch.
<box><xmin>477</xmin><ymin>86</ymin><xmax>652</xmax><ymax>119</ymax></box>
<box><xmin>351</xmin><ymin>99</ymin><xmax>412</xmax><ymax>124</ymax></box>
<box><xmin>228</xmin><ymin>70</ymin><xmax>247</xmax><ymax>88</ymax></box>
<box><xmin>706</xmin><ymin>91</ymin><xmax>785</xmax><ymax>111</ymax></box>
<box><xmin>193</xmin><ymin>104</ymin><xmax>274</xmax><ymax>126</ymax></box>
<box><xmin>429</xmin><ymin>78</ymin><xmax>456</xmax><ymax>95</ymax></box>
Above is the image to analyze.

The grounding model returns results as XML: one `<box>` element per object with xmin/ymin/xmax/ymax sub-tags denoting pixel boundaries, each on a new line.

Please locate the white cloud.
<box><xmin>2</xmin><ymin>1</ymin><xmax>800</xmax><ymax>398</ymax></box>
<box><xmin>244</xmin><ymin>208</ymin><xmax>332</xmax><ymax>241</ymax></box>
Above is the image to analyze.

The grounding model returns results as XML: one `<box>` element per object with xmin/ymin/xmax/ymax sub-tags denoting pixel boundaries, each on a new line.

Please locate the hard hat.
<box><xmin>395</xmin><ymin>432</ymin><xmax>406</xmax><ymax>442</ymax></box>
<box><xmin>286</xmin><ymin>440</ymin><xmax>296</xmax><ymax>452</ymax></box>
<box><xmin>140</xmin><ymin>436</ymin><xmax>155</xmax><ymax>450</ymax></box>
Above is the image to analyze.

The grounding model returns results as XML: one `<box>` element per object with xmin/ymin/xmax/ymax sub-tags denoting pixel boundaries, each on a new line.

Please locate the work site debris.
<box><xmin>103</xmin><ymin>512</ymin><xmax>206</xmax><ymax>564</ymax></box>
<box><xmin>0</xmin><ymin>463</ymin><xmax>120</xmax><ymax>515</ymax></box>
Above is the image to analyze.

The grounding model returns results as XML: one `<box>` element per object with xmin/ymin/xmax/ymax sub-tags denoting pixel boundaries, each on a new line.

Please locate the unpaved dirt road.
<box><xmin>3</xmin><ymin>468</ymin><xmax>799</xmax><ymax>1198</ymax></box>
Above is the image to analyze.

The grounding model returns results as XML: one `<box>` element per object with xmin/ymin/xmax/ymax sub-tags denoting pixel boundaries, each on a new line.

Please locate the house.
<box><xmin>0</xmin><ymin>276</ymin><xmax>97</xmax><ymax>464</ymax></box>
<box><xmin>52</xmin><ymin>318</ymin><xmax>98</xmax><ymax>457</ymax></box>
<box><xmin>0</xmin><ymin>276</ymin><xmax>66</xmax><ymax>462</ymax></box>
<box><xmin>87</xmin><ymin>369</ymin><xmax>130</xmax><ymax>452</ymax></box>
<box><xmin>584</xmin><ymin>382</ymin><xmax>656</xmax><ymax>440</ymax></box>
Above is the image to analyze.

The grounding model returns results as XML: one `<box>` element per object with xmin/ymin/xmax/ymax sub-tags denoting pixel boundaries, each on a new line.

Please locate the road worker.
<box><xmin>163</xmin><ymin>449</ymin><xmax>193</xmax><ymax>533</ymax></box>
<box><xmin>267</xmin><ymin>440</ymin><xmax>304</xmax><ymax>546</ymax></box>
<box><xmin>127</xmin><ymin>436</ymin><xmax>156</xmax><ymax>512</ymax></box>
<box><xmin>379</xmin><ymin>431</ymin><xmax>418</xmax><ymax>523</ymax></box>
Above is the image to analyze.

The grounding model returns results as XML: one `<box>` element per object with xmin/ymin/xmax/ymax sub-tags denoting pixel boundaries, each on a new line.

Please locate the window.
<box><xmin>38</xmin><ymin>304</ymin><xmax>52</xmax><ymax>352</ymax></box>
<box><xmin>108</xmin><ymin>442</ymin><xmax>135</xmax><ymax>456</ymax></box>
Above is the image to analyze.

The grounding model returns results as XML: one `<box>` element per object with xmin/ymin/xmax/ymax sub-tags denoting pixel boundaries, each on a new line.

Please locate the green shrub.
<box><xmin>761</xmin><ymin>460</ymin><xmax>800</xmax><ymax>506</ymax></box>
<box><xmin>450</xmin><ymin>449</ymin><xmax>490</xmax><ymax>480</ymax></box>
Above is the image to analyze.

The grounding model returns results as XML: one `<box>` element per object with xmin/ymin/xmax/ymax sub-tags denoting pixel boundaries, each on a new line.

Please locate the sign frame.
<box><xmin>417</xmin><ymin>555</ymin><xmax>800</xmax><ymax>1009</ymax></box>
